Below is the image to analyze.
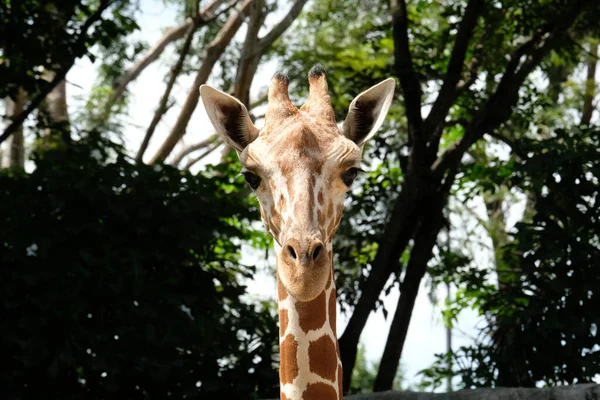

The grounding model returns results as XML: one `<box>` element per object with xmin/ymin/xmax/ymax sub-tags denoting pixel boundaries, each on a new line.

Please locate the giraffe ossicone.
<box><xmin>200</xmin><ymin>64</ymin><xmax>395</xmax><ymax>400</ymax></box>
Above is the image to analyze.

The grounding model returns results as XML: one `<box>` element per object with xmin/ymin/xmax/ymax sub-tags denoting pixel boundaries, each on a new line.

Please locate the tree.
<box><xmin>420</xmin><ymin>126</ymin><xmax>600</xmax><ymax>389</ymax></box>
<box><xmin>276</xmin><ymin>0</ymin><xmax>600</xmax><ymax>391</ymax></box>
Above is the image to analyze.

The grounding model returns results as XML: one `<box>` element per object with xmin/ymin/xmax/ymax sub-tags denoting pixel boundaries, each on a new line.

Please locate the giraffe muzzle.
<box><xmin>278</xmin><ymin>237</ymin><xmax>331</xmax><ymax>301</ymax></box>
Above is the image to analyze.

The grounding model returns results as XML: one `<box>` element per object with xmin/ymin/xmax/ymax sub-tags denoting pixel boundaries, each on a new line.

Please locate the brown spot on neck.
<box><xmin>280</xmin><ymin>335</ymin><xmax>299</xmax><ymax>385</ymax></box>
<box><xmin>302</xmin><ymin>382</ymin><xmax>337</xmax><ymax>400</ymax></box>
<box><xmin>278</xmin><ymin>277</ymin><xmax>288</xmax><ymax>301</ymax></box>
<box><xmin>295</xmin><ymin>290</ymin><xmax>327</xmax><ymax>333</ymax></box>
<box><xmin>280</xmin><ymin>309</ymin><xmax>289</xmax><ymax>336</ymax></box>
<box><xmin>308</xmin><ymin>336</ymin><xmax>338</xmax><ymax>382</ymax></box>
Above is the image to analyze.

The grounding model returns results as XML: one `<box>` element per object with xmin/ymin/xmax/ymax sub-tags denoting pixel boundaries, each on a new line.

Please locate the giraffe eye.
<box><xmin>242</xmin><ymin>171</ymin><xmax>261</xmax><ymax>190</ymax></box>
<box><xmin>341</xmin><ymin>168</ymin><xmax>360</xmax><ymax>187</ymax></box>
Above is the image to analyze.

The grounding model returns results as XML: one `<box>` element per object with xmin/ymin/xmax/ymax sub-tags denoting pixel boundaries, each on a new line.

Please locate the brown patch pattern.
<box><xmin>280</xmin><ymin>334</ymin><xmax>299</xmax><ymax>385</ymax></box>
<box><xmin>317</xmin><ymin>209</ymin><xmax>325</xmax><ymax>226</ymax></box>
<box><xmin>302</xmin><ymin>382</ymin><xmax>337</xmax><ymax>400</ymax></box>
<box><xmin>318</xmin><ymin>191</ymin><xmax>324</xmax><ymax>206</ymax></box>
<box><xmin>271</xmin><ymin>208</ymin><xmax>282</xmax><ymax>235</ymax></box>
<box><xmin>295</xmin><ymin>290</ymin><xmax>326</xmax><ymax>333</ymax></box>
<box><xmin>281</xmin><ymin>392</ymin><xmax>291</xmax><ymax>400</ymax></box>
<box><xmin>278</xmin><ymin>278</ymin><xmax>288</xmax><ymax>301</ymax></box>
<box><xmin>279</xmin><ymin>309</ymin><xmax>288</xmax><ymax>336</ymax></box>
<box><xmin>308</xmin><ymin>336</ymin><xmax>338</xmax><ymax>382</ymax></box>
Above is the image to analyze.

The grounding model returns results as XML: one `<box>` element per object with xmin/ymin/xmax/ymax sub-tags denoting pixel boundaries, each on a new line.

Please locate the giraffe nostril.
<box><xmin>287</xmin><ymin>245</ymin><xmax>297</xmax><ymax>260</ymax></box>
<box><xmin>312</xmin><ymin>243</ymin><xmax>323</xmax><ymax>261</ymax></box>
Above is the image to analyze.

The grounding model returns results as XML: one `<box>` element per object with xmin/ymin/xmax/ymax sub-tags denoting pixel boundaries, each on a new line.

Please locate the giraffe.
<box><xmin>200</xmin><ymin>64</ymin><xmax>395</xmax><ymax>400</ymax></box>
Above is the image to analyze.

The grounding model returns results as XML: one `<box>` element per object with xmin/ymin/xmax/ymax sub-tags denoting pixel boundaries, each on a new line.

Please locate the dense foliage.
<box><xmin>423</xmin><ymin>128</ymin><xmax>600</xmax><ymax>389</ymax></box>
<box><xmin>0</xmin><ymin>137</ymin><xmax>278</xmax><ymax>399</ymax></box>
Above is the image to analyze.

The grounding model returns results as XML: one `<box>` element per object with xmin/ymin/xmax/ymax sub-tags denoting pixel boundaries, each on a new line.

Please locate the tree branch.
<box><xmin>431</xmin><ymin>0</ymin><xmax>593</xmax><ymax>177</ymax></box>
<box><xmin>108</xmin><ymin>23</ymin><xmax>191</xmax><ymax>106</ymax></box>
<box><xmin>149</xmin><ymin>0</ymin><xmax>256</xmax><ymax>164</ymax></box>
<box><xmin>231</xmin><ymin>0</ymin><xmax>266</xmax><ymax>106</ymax></box>
<box><xmin>256</xmin><ymin>0</ymin><xmax>309</xmax><ymax>53</ymax></box>
<box><xmin>136</xmin><ymin>20</ymin><xmax>199</xmax><ymax>163</ymax></box>
<box><xmin>423</xmin><ymin>0</ymin><xmax>485</xmax><ymax>140</ymax></box>
<box><xmin>217</xmin><ymin>0</ymin><xmax>308</xmax><ymax>162</ymax></box>
<box><xmin>170</xmin><ymin>134</ymin><xmax>220</xmax><ymax>167</ymax></box>
<box><xmin>339</xmin><ymin>175</ymin><xmax>422</xmax><ymax>392</ymax></box>
<box><xmin>0</xmin><ymin>0</ymin><xmax>111</xmax><ymax>145</ymax></box>
<box><xmin>373</xmin><ymin>190</ymin><xmax>446</xmax><ymax>391</ymax></box>
<box><xmin>456</xmin><ymin>44</ymin><xmax>483</xmax><ymax>91</ymax></box>
<box><xmin>250</xmin><ymin>90</ymin><xmax>268</xmax><ymax>109</ymax></box>
<box><xmin>183</xmin><ymin>139</ymin><xmax>222</xmax><ymax>169</ymax></box>
<box><xmin>390</xmin><ymin>0</ymin><xmax>425</xmax><ymax>166</ymax></box>
<box><xmin>107</xmin><ymin>0</ymin><xmax>232</xmax><ymax>108</ymax></box>
<box><xmin>486</xmin><ymin>131</ymin><xmax>527</xmax><ymax>160</ymax></box>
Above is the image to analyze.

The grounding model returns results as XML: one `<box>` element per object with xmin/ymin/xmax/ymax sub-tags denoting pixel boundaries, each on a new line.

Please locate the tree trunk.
<box><xmin>581</xmin><ymin>40</ymin><xmax>598</xmax><ymax>126</ymax></box>
<box><xmin>38</xmin><ymin>70</ymin><xmax>71</xmax><ymax>148</ymax></box>
<box><xmin>547</xmin><ymin>64</ymin><xmax>571</xmax><ymax>104</ymax></box>
<box><xmin>373</xmin><ymin>195</ymin><xmax>445</xmax><ymax>391</ymax></box>
<box><xmin>149</xmin><ymin>0</ymin><xmax>255</xmax><ymax>164</ymax></box>
<box><xmin>339</xmin><ymin>178</ymin><xmax>422</xmax><ymax>392</ymax></box>
<box><xmin>1</xmin><ymin>88</ymin><xmax>26</xmax><ymax>168</ymax></box>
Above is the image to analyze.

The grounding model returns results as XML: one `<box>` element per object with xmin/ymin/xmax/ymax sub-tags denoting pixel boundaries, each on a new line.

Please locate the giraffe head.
<box><xmin>200</xmin><ymin>64</ymin><xmax>394</xmax><ymax>302</ymax></box>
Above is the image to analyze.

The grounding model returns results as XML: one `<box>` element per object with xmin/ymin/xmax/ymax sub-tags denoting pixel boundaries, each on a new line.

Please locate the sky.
<box><xmin>27</xmin><ymin>0</ymin><xmax>568</xmax><ymax>389</ymax></box>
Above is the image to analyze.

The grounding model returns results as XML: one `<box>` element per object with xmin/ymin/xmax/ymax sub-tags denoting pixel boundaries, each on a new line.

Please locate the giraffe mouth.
<box><xmin>278</xmin><ymin>267</ymin><xmax>330</xmax><ymax>302</ymax></box>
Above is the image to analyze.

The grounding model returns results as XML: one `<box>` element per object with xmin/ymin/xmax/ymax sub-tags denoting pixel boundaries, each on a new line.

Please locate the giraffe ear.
<box><xmin>200</xmin><ymin>85</ymin><xmax>259</xmax><ymax>152</ymax></box>
<box><xmin>340</xmin><ymin>78</ymin><xmax>396</xmax><ymax>147</ymax></box>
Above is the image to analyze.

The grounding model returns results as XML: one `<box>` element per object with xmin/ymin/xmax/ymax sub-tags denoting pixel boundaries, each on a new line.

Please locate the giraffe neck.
<box><xmin>277</xmin><ymin>265</ymin><xmax>342</xmax><ymax>400</ymax></box>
